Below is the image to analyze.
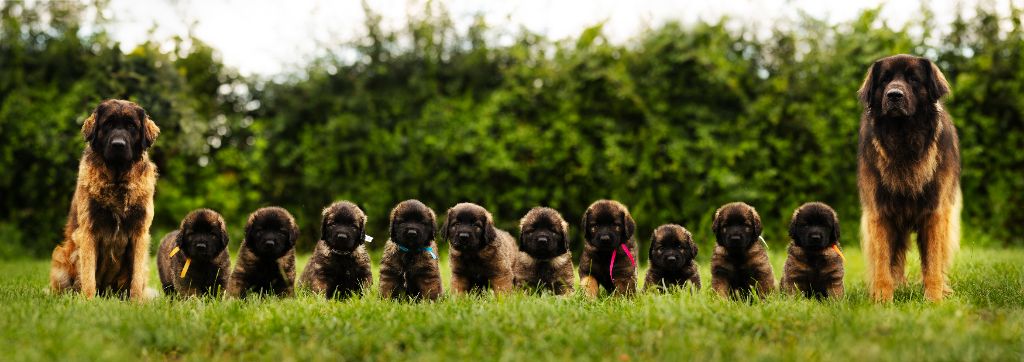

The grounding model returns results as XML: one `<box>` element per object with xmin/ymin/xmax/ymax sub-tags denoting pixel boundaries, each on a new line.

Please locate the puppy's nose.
<box><xmin>886</xmin><ymin>89</ymin><xmax>904</xmax><ymax>100</ymax></box>
<box><xmin>457</xmin><ymin>232</ymin><xmax>470</xmax><ymax>240</ymax></box>
<box><xmin>666</xmin><ymin>255</ymin><xmax>678</xmax><ymax>262</ymax></box>
<box><xmin>195</xmin><ymin>243</ymin><xmax>208</xmax><ymax>251</ymax></box>
<box><xmin>263</xmin><ymin>239</ymin><xmax>276</xmax><ymax>247</ymax></box>
<box><xmin>809</xmin><ymin>233</ymin><xmax>823</xmax><ymax>241</ymax></box>
<box><xmin>537</xmin><ymin>236</ymin><xmax>549</xmax><ymax>243</ymax></box>
<box><xmin>405</xmin><ymin>229</ymin><xmax>419</xmax><ymax>238</ymax></box>
<box><xmin>336</xmin><ymin>233</ymin><xmax>349</xmax><ymax>241</ymax></box>
<box><xmin>111</xmin><ymin>139</ymin><xmax>127</xmax><ymax>148</ymax></box>
<box><xmin>599</xmin><ymin>235</ymin><xmax>611</xmax><ymax>242</ymax></box>
<box><xmin>729</xmin><ymin>235</ymin><xmax>742</xmax><ymax>242</ymax></box>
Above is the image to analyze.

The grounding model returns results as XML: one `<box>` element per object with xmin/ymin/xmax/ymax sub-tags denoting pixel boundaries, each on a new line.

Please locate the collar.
<box><xmin>395</xmin><ymin>242</ymin><xmax>438</xmax><ymax>260</ymax></box>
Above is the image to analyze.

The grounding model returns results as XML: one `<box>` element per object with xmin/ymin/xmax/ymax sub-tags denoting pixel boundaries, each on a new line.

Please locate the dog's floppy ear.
<box><xmin>320</xmin><ymin>207</ymin><xmax>332</xmax><ymax>242</ymax></box>
<box><xmin>831</xmin><ymin>210</ymin><xmax>841</xmax><ymax>246</ymax></box>
<box><xmin>788</xmin><ymin>207</ymin><xmax>802</xmax><ymax>243</ymax></box>
<box><xmin>484</xmin><ymin>212</ymin><xmax>497</xmax><ymax>245</ymax></box>
<box><xmin>711</xmin><ymin>207</ymin><xmax>724</xmax><ymax>235</ymax></box>
<box><xmin>357</xmin><ymin>208</ymin><xmax>367</xmax><ymax>245</ymax></box>
<box><xmin>581</xmin><ymin>207</ymin><xmax>594</xmax><ymax>241</ymax></box>
<box><xmin>140</xmin><ymin>109</ymin><xmax>160</xmax><ymax>150</ymax></box>
<box><xmin>287</xmin><ymin>219</ymin><xmax>300</xmax><ymax>248</ymax></box>
<box><xmin>858</xmin><ymin>60</ymin><xmax>882</xmax><ymax>108</ymax></box>
<box><xmin>622</xmin><ymin>209</ymin><xmax>636</xmax><ymax>240</ymax></box>
<box><xmin>921</xmin><ymin>57</ymin><xmax>951</xmax><ymax>103</ymax></box>
<box><xmin>558</xmin><ymin>219</ymin><xmax>571</xmax><ymax>254</ymax></box>
<box><xmin>648</xmin><ymin>231</ymin><xmax>658</xmax><ymax>260</ymax></box>
<box><xmin>441</xmin><ymin>207</ymin><xmax>454</xmax><ymax>241</ymax></box>
<box><xmin>81</xmin><ymin>112</ymin><xmax>98</xmax><ymax>143</ymax></box>
<box><xmin>686</xmin><ymin>238</ymin><xmax>698</xmax><ymax>260</ymax></box>
<box><xmin>216</xmin><ymin>221</ymin><xmax>230</xmax><ymax>251</ymax></box>
<box><xmin>425</xmin><ymin>207</ymin><xmax>437</xmax><ymax>240</ymax></box>
<box><xmin>750</xmin><ymin>207</ymin><xmax>763</xmax><ymax>238</ymax></box>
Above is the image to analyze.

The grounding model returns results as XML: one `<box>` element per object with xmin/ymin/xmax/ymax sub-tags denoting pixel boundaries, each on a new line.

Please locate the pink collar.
<box><xmin>609</xmin><ymin>244</ymin><xmax>636</xmax><ymax>282</ymax></box>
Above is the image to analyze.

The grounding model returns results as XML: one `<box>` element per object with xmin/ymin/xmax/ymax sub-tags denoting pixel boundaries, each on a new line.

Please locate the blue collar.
<box><xmin>395</xmin><ymin>243</ymin><xmax>437</xmax><ymax>260</ymax></box>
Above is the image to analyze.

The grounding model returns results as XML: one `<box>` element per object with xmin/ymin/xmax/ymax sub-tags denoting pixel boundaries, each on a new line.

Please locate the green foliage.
<box><xmin>2</xmin><ymin>2</ymin><xmax>1023</xmax><ymax>257</ymax></box>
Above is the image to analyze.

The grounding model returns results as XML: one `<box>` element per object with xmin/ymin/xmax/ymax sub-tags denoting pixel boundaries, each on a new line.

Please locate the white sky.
<box><xmin>103</xmin><ymin>0</ymin><xmax>1018</xmax><ymax>76</ymax></box>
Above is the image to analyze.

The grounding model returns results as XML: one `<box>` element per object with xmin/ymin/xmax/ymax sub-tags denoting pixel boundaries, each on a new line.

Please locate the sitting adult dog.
<box><xmin>710</xmin><ymin>202</ymin><xmax>775</xmax><ymax>299</ymax></box>
<box><xmin>157</xmin><ymin>209</ymin><xmax>231</xmax><ymax>297</ymax></box>
<box><xmin>514</xmin><ymin>207</ymin><xmax>575</xmax><ymax>295</ymax></box>
<box><xmin>379</xmin><ymin>200</ymin><xmax>443</xmax><ymax>300</ymax></box>
<box><xmin>300</xmin><ymin>201</ymin><xmax>372</xmax><ymax>299</ymax></box>
<box><xmin>779</xmin><ymin>202</ymin><xmax>845</xmax><ymax>299</ymax></box>
<box><xmin>444</xmin><ymin>203</ymin><xmax>516</xmax><ymax>294</ymax></box>
<box><xmin>50</xmin><ymin>99</ymin><xmax>160</xmax><ymax>301</ymax></box>
<box><xmin>857</xmin><ymin>55</ymin><xmax>961</xmax><ymax>302</ymax></box>
<box><xmin>644</xmin><ymin>224</ymin><xmax>700</xmax><ymax>292</ymax></box>
<box><xmin>227</xmin><ymin>207</ymin><xmax>298</xmax><ymax>298</ymax></box>
<box><xmin>578</xmin><ymin>200</ymin><xmax>639</xmax><ymax>297</ymax></box>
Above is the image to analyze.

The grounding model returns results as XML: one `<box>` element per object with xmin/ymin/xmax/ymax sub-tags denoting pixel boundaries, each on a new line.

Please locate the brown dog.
<box><xmin>379</xmin><ymin>200</ymin><xmax>443</xmax><ymax>300</ymax></box>
<box><xmin>644</xmin><ymin>224</ymin><xmax>700</xmax><ymax>292</ymax></box>
<box><xmin>50</xmin><ymin>99</ymin><xmax>160</xmax><ymax>301</ymax></box>
<box><xmin>300</xmin><ymin>201</ymin><xmax>372</xmax><ymax>299</ymax></box>
<box><xmin>514</xmin><ymin>207</ymin><xmax>575</xmax><ymax>295</ymax></box>
<box><xmin>858</xmin><ymin>55</ymin><xmax>961</xmax><ymax>302</ymax></box>
<box><xmin>227</xmin><ymin>207</ymin><xmax>298</xmax><ymax>298</ymax></box>
<box><xmin>157</xmin><ymin>209</ymin><xmax>231</xmax><ymax>297</ymax></box>
<box><xmin>710</xmin><ymin>202</ymin><xmax>775</xmax><ymax>299</ymax></box>
<box><xmin>444</xmin><ymin>203</ymin><xmax>517</xmax><ymax>294</ymax></box>
<box><xmin>578</xmin><ymin>200</ymin><xmax>638</xmax><ymax>297</ymax></box>
<box><xmin>780</xmin><ymin>202</ymin><xmax>845</xmax><ymax>299</ymax></box>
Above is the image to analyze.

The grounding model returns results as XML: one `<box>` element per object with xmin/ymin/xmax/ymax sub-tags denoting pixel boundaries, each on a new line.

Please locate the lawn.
<box><xmin>1</xmin><ymin>247</ymin><xmax>1021</xmax><ymax>361</ymax></box>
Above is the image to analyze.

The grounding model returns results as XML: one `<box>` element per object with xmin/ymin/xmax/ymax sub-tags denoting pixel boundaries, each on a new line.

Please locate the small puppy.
<box><xmin>578</xmin><ymin>200</ymin><xmax>639</xmax><ymax>297</ymax></box>
<box><xmin>780</xmin><ymin>202</ymin><xmax>845</xmax><ymax>299</ymax></box>
<box><xmin>157</xmin><ymin>209</ymin><xmax>231</xmax><ymax>297</ymax></box>
<box><xmin>227</xmin><ymin>207</ymin><xmax>298</xmax><ymax>298</ymax></box>
<box><xmin>644</xmin><ymin>224</ymin><xmax>701</xmax><ymax>292</ymax></box>
<box><xmin>514</xmin><ymin>207</ymin><xmax>575</xmax><ymax>295</ymax></box>
<box><xmin>379</xmin><ymin>200</ymin><xmax>443</xmax><ymax>300</ymax></box>
<box><xmin>300</xmin><ymin>201</ymin><xmax>372</xmax><ymax>299</ymax></box>
<box><xmin>710</xmin><ymin>202</ymin><xmax>775</xmax><ymax>299</ymax></box>
<box><xmin>444</xmin><ymin>202</ymin><xmax>517</xmax><ymax>294</ymax></box>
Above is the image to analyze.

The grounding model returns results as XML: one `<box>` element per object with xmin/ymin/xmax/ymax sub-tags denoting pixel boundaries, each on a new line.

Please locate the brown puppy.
<box><xmin>157</xmin><ymin>209</ymin><xmax>231</xmax><ymax>297</ymax></box>
<box><xmin>780</xmin><ymin>202</ymin><xmax>845</xmax><ymax>299</ymax></box>
<box><xmin>300</xmin><ymin>201</ymin><xmax>372</xmax><ymax>299</ymax></box>
<box><xmin>644</xmin><ymin>224</ymin><xmax>700</xmax><ymax>292</ymax></box>
<box><xmin>857</xmin><ymin>55</ymin><xmax>961</xmax><ymax>302</ymax></box>
<box><xmin>710</xmin><ymin>202</ymin><xmax>775</xmax><ymax>299</ymax></box>
<box><xmin>379</xmin><ymin>200</ymin><xmax>443</xmax><ymax>300</ymax></box>
<box><xmin>578</xmin><ymin>200</ymin><xmax>639</xmax><ymax>297</ymax></box>
<box><xmin>514</xmin><ymin>207</ymin><xmax>575</xmax><ymax>295</ymax></box>
<box><xmin>227</xmin><ymin>207</ymin><xmax>298</xmax><ymax>298</ymax></box>
<box><xmin>50</xmin><ymin>99</ymin><xmax>160</xmax><ymax>301</ymax></box>
<box><xmin>444</xmin><ymin>203</ymin><xmax>517</xmax><ymax>294</ymax></box>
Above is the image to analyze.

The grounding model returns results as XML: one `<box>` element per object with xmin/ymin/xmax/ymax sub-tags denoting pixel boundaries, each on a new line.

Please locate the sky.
<box><xmin>103</xmin><ymin>0</ymin><xmax>1018</xmax><ymax>76</ymax></box>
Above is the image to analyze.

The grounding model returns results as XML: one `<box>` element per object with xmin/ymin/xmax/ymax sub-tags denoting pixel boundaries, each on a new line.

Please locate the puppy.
<box><xmin>444</xmin><ymin>203</ymin><xmax>517</xmax><ymax>294</ymax></box>
<box><xmin>780</xmin><ymin>202</ymin><xmax>845</xmax><ymax>299</ymax></box>
<box><xmin>300</xmin><ymin>201</ymin><xmax>372</xmax><ymax>299</ymax></box>
<box><xmin>578</xmin><ymin>200</ymin><xmax>639</xmax><ymax>297</ymax></box>
<box><xmin>644</xmin><ymin>224</ymin><xmax>701</xmax><ymax>292</ymax></box>
<box><xmin>157</xmin><ymin>209</ymin><xmax>231</xmax><ymax>297</ymax></box>
<box><xmin>378</xmin><ymin>200</ymin><xmax>443</xmax><ymax>300</ymax></box>
<box><xmin>514</xmin><ymin>207</ymin><xmax>575</xmax><ymax>295</ymax></box>
<box><xmin>710</xmin><ymin>202</ymin><xmax>775</xmax><ymax>299</ymax></box>
<box><xmin>227</xmin><ymin>207</ymin><xmax>298</xmax><ymax>298</ymax></box>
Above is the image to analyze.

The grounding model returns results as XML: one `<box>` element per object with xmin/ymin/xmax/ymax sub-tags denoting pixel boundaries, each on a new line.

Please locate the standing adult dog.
<box><xmin>857</xmin><ymin>55</ymin><xmax>961</xmax><ymax>302</ymax></box>
<box><xmin>50</xmin><ymin>99</ymin><xmax>160</xmax><ymax>301</ymax></box>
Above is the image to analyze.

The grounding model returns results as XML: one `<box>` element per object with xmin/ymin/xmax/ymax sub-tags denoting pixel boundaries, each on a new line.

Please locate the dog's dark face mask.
<box><xmin>444</xmin><ymin>205</ymin><xmax>495</xmax><ymax>252</ymax></box>
<box><xmin>713</xmin><ymin>205</ymin><xmax>762</xmax><ymax>251</ymax></box>
<box><xmin>83</xmin><ymin>100</ymin><xmax>158</xmax><ymax>171</ymax></box>
<box><xmin>650</xmin><ymin>229</ymin><xmax>696</xmax><ymax>270</ymax></box>
<box><xmin>790</xmin><ymin>206</ymin><xmax>840</xmax><ymax>250</ymax></box>
<box><xmin>323</xmin><ymin>218</ymin><xmax>363</xmax><ymax>252</ymax></box>
<box><xmin>859</xmin><ymin>55</ymin><xmax>950</xmax><ymax>120</ymax></box>
<box><xmin>519</xmin><ymin>214</ymin><xmax>568</xmax><ymax>260</ymax></box>
<box><xmin>246</xmin><ymin>213</ymin><xmax>296</xmax><ymax>258</ymax></box>
<box><xmin>390</xmin><ymin>205</ymin><xmax>435</xmax><ymax>248</ymax></box>
<box><xmin>177</xmin><ymin>217</ymin><xmax>228</xmax><ymax>261</ymax></box>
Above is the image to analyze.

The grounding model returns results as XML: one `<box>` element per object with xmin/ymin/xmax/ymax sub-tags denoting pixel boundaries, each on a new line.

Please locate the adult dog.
<box><xmin>50</xmin><ymin>99</ymin><xmax>160</xmax><ymax>301</ymax></box>
<box><xmin>857</xmin><ymin>54</ymin><xmax>961</xmax><ymax>302</ymax></box>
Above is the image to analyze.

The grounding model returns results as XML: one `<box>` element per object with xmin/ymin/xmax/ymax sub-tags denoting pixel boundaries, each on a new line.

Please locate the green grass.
<box><xmin>1</xmin><ymin>247</ymin><xmax>1022</xmax><ymax>361</ymax></box>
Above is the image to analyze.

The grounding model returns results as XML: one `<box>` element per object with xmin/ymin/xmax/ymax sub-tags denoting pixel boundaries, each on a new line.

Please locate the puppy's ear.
<box><xmin>287</xmin><ymin>220</ymin><xmax>300</xmax><ymax>249</ymax></box>
<box><xmin>648</xmin><ymin>232</ymin><xmax>658</xmax><ymax>260</ymax></box>
<box><xmin>750</xmin><ymin>208</ymin><xmax>763</xmax><ymax>238</ymax></box>
<box><xmin>441</xmin><ymin>207</ymin><xmax>454</xmax><ymax>241</ymax></box>
<box><xmin>484</xmin><ymin>213</ymin><xmax>497</xmax><ymax>245</ymax></box>
<box><xmin>858</xmin><ymin>60</ymin><xmax>882</xmax><ymax>108</ymax></box>
<box><xmin>320</xmin><ymin>208</ymin><xmax>332</xmax><ymax>242</ymax></box>
<box><xmin>559</xmin><ymin>219</ymin><xmax>571</xmax><ymax>254</ymax></box>
<box><xmin>622</xmin><ymin>210</ymin><xmax>636</xmax><ymax>240</ymax></box>
<box><xmin>425</xmin><ymin>207</ymin><xmax>437</xmax><ymax>240</ymax></box>
<box><xmin>921</xmin><ymin>58</ymin><xmax>951</xmax><ymax>103</ymax></box>
<box><xmin>711</xmin><ymin>207</ymin><xmax>723</xmax><ymax>235</ymax></box>
<box><xmin>215</xmin><ymin>219</ymin><xmax>230</xmax><ymax>251</ymax></box>
<box><xmin>686</xmin><ymin>239</ymin><xmax>698</xmax><ymax>260</ymax></box>
<box><xmin>831</xmin><ymin>210</ymin><xmax>841</xmax><ymax>246</ymax></box>
<box><xmin>357</xmin><ymin>210</ymin><xmax>367</xmax><ymax>245</ymax></box>
<box><xmin>788</xmin><ymin>207</ymin><xmax>801</xmax><ymax>243</ymax></box>
<box><xmin>581</xmin><ymin>208</ymin><xmax>594</xmax><ymax>241</ymax></box>
<box><xmin>140</xmin><ymin>110</ymin><xmax>160</xmax><ymax>150</ymax></box>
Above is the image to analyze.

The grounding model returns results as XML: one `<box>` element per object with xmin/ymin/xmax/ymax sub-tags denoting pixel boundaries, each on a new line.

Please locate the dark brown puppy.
<box><xmin>157</xmin><ymin>209</ymin><xmax>231</xmax><ymax>297</ymax></box>
<box><xmin>300</xmin><ymin>201</ymin><xmax>372</xmax><ymax>299</ymax></box>
<box><xmin>710</xmin><ymin>202</ymin><xmax>775</xmax><ymax>299</ymax></box>
<box><xmin>578</xmin><ymin>200</ymin><xmax>639</xmax><ymax>297</ymax></box>
<box><xmin>644</xmin><ymin>224</ymin><xmax>700</xmax><ymax>292</ymax></box>
<box><xmin>379</xmin><ymin>200</ymin><xmax>443</xmax><ymax>300</ymax></box>
<box><xmin>50</xmin><ymin>99</ymin><xmax>161</xmax><ymax>301</ymax></box>
<box><xmin>514</xmin><ymin>207</ymin><xmax>575</xmax><ymax>295</ymax></box>
<box><xmin>227</xmin><ymin>207</ymin><xmax>298</xmax><ymax>298</ymax></box>
<box><xmin>857</xmin><ymin>54</ymin><xmax>961</xmax><ymax>302</ymax></box>
<box><xmin>780</xmin><ymin>202</ymin><xmax>845</xmax><ymax>299</ymax></box>
<box><xmin>444</xmin><ymin>203</ymin><xmax>517</xmax><ymax>294</ymax></box>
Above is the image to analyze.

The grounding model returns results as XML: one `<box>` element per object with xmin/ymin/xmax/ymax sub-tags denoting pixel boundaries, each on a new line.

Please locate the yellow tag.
<box><xmin>169</xmin><ymin>246</ymin><xmax>180</xmax><ymax>257</ymax></box>
<box><xmin>832</xmin><ymin>244</ymin><xmax>846</xmax><ymax>262</ymax></box>
<box><xmin>180</xmin><ymin>258</ymin><xmax>191</xmax><ymax>278</ymax></box>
